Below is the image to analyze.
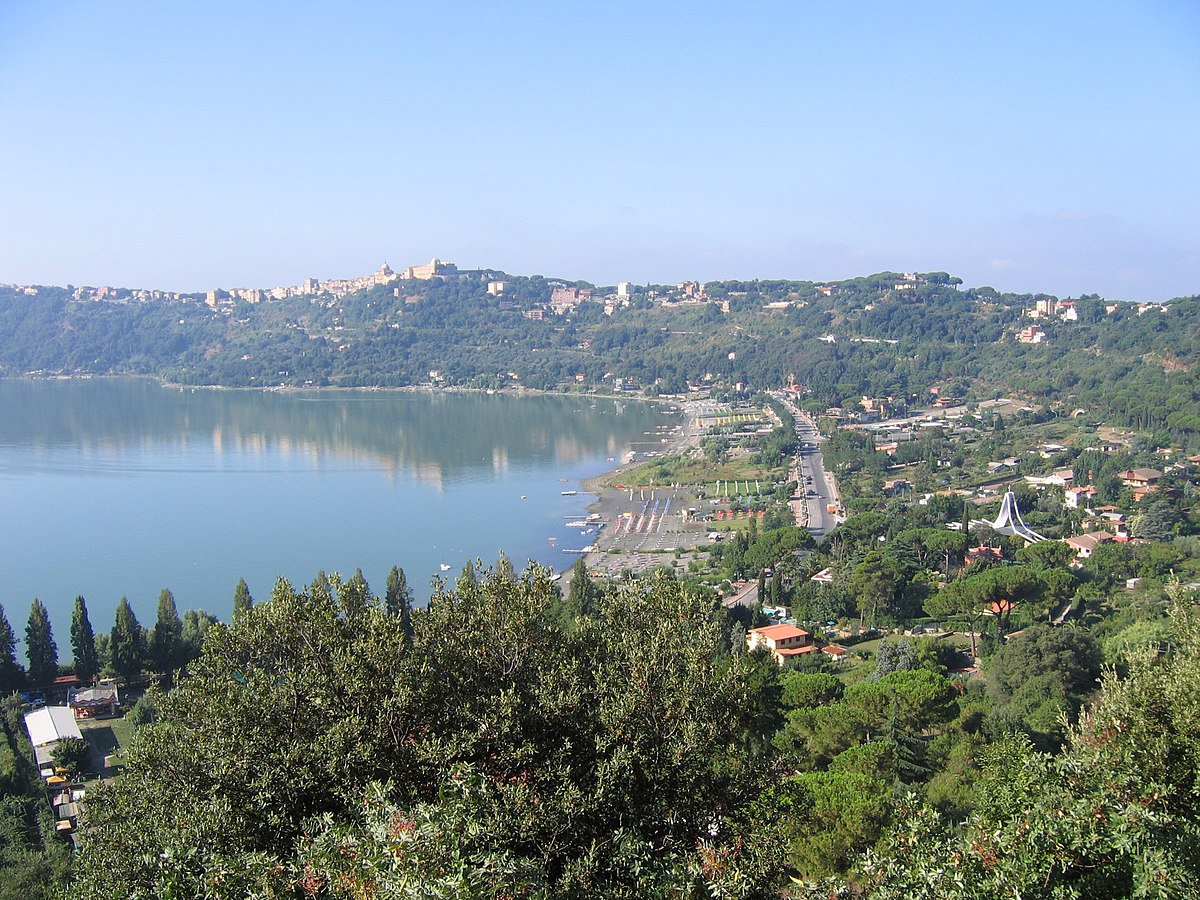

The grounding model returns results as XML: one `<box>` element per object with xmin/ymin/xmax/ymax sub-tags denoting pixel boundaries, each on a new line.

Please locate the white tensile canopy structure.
<box><xmin>972</xmin><ymin>491</ymin><xmax>1047</xmax><ymax>543</ymax></box>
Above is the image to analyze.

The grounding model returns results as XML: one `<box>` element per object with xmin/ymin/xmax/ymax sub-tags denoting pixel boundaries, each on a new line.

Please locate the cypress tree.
<box><xmin>111</xmin><ymin>597</ymin><xmax>146</xmax><ymax>682</ymax></box>
<box><xmin>496</xmin><ymin>551</ymin><xmax>516</xmax><ymax>582</ymax></box>
<box><xmin>0</xmin><ymin>604</ymin><xmax>26</xmax><ymax>693</ymax></box>
<box><xmin>232</xmin><ymin>578</ymin><xmax>254</xmax><ymax>618</ymax></box>
<box><xmin>385</xmin><ymin>565</ymin><xmax>413</xmax><ymax>644</ymax></box>
<box><xmin>567</xmin><ymin>557</ymin><xmax>599</xmax><ymax>618</ymax></box>
<box><xmin>340</xmin><ymin>568</ymin><xmax>372</xmax><ymax>616</ymax></box>
<box><xmin>346</xmin><ymin>568</ymin><xmax>370</xmax><ymax>597</ymax></box>
<box><xmin>71</xmin><ymin>595</ymin><xmax>100</xmax><ymax>683</ymax></box>
<box><xmin>25</xmin><ymin>598</ymin><xmax>58</xmax><ymax>687</ymax></box>
<box><xmin>457</xmin><ymin>559</ymin><xmax>478</xmax><ymax>591</ymax></box>
<box><xmin>151</xmin><ymin>588</ymin><xmax>183</xmax><ymax>674</ymax></box>
<box><xmin>310</xmin><ymin>571</ymin><xmax>333</xmax><ymax>604</ymax></box>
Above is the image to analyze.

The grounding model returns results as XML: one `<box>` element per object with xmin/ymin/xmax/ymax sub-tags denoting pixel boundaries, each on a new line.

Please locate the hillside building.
<box><xmin>402</xmin><ymin>258</ymin><xmax>457</xmax><ymax>280</ymax></box>
<box><xmin>746</xmin><ymin>623</ymin><xmax>814</xmax><ymax>664</ymax></box>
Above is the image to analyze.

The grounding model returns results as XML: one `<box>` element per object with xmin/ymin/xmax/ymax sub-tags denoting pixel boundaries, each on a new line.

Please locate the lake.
<box><xmin>0</xmin><ymin>378</ymin><xmax>670</xmax><ymax>645</ymax></box>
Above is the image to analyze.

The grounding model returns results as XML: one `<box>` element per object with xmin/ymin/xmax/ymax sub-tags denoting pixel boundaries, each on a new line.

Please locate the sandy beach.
<box><xmin>565</xmin><ymin>401</ymin><xmax>717</xmax><ymax>582</ymax></box>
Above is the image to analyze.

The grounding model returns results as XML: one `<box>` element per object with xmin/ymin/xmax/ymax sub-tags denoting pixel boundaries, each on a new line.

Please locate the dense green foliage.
<box><xmin>108</xmin><ymin>598</ymin><xmax>144</xmax><ymax>682</ymax></box>
<box><xmin>0</xmin><ymin>606</ymin><xmax>24</xmax><ymax>694</ymax></box>
<box><xmin>149</xmin><ymin>589</ymin><xmax>183</xmax><ymax>677</ymax></box>
<box><xmin>72</xmin><ymin>567</ymin><xmax>779</xmax><ymax>898</ymax></box>
<box><xmin>49</xmin><ymin>736</ymin><xmax>90</xmax><ymax>777</ymax></box>
<box><xmin>804</xmin><ymin>586</ymin><xmax>1200</xmax><ymax>899</ymax></box>
<box><xmin>69</xmin><ymin>596</ymin><xmax>99</xmax><ymax>684</ymax></box>
<box><xmin>66</xmin><ymin>538</ymin><xmax>1199</xmax><ymax>897</ymax></box>
<box><xmin>23</xmin><ymin>600</ymin><xmax>57</xmax><ymax>689</ymax></box>
<box><xmin>4</xmin><ymin>273</ymin><xmax>1199</xmax><ymax>441</ymax></box>
<box><xmin>231</xmin><ymin>577</ymin><xmax>253</xmax><ymax>619</ymax></box>
<box><xmin>0</xmin><ymin>698</ymin><xmax>73</xmax><ymax>899</ymax></box>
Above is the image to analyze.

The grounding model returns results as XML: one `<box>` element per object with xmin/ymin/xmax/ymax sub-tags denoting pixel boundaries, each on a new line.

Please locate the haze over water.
<box><xmin>0</xmin><ymin>378</ymin><xmax>668</xmax><ymax>644</ymax></box>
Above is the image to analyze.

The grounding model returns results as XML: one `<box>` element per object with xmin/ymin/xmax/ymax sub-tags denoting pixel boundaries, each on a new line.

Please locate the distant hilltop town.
<box><xmin>0</xmin><ymin>265</ymin><xmax>914</xmax><ymax>312</ymax></box>
<box><xmin>1</xmin><ymin>266</ymin><xmax>1171</xmax><ymax>347</ymax></box>
<box><xmin>213</xmin><ymin>259</ymin><xmax>461</xmax><ymax>305</ymax></box>
<box><xmin>2</xmin><ymin>258</ymin><xmax>703</xmax><ymax>314</ymax></box>
<box><xmin>1</xmin><ymin>259</ymin><xmax>462</xmax><ymax>306</ymax></box>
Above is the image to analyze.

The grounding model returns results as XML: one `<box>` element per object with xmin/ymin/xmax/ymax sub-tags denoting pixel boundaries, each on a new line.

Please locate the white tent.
<box><xmin>24</xmin><ymin>706</ymin><xmax>83</xmax><ymax>747</ymax></box>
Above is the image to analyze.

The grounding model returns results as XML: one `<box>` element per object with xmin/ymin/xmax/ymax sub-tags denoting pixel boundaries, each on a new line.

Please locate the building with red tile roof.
<box><xmin>747</xmin><ymin>623</ymin><xmax>813</xmax><ymax>664</ymax></box>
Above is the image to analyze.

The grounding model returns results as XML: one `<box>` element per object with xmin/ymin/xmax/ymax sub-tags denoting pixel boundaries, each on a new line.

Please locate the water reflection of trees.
<box><xmin>0</xmin><ymin>379</ymin><xmax>666</xmax><ymax>484</ymax></box>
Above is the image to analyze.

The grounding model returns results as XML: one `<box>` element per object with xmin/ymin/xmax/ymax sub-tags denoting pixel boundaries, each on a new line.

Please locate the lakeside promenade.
<box><xmin>568</xmin><ymin>397</ymin><xmax>842</xmax><ymax>584</ymax></box>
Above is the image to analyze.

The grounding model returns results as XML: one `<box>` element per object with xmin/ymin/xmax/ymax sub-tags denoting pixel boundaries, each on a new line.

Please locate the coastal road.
<box><xmin>772</xmin><ymin>392</ymin><xmax>840</xmax><ymax>539</ymax></box>
<box><xmin>581</xmin><ymin>396</ymin><xmax>842</xmax><ymax>579</ymax></box>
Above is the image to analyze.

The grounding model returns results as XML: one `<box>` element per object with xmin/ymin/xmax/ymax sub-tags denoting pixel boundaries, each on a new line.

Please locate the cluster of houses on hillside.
<box><xmin>13</xmin><ymin>264</ymin><xmax>780</xmax><ymax>323</ymax></box>
<box><xmin>990</xmin><ymin>458</ymin><xmax>1195</xmax><ymax>563</ymax></box>
<box><xmin>802</xmin><ymin>399</ymin><xmax>1188</xmax><ymax>576</ymax></box>
<box><xmin>1026</xmin><ymin>297</ymin><xmax>1079</xmax><ymax>322</ymax></box>
<box><xmin>1016</xmin><ymin>297</ymin><xmax>1176</xmax><ymax>343</ymax></box>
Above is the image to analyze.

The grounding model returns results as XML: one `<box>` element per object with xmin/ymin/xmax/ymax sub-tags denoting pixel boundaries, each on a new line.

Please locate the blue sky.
<box><xmin>1</xmin><ymin>1</ymin><xmax>1197</xmax><ymax>299</ymax></box>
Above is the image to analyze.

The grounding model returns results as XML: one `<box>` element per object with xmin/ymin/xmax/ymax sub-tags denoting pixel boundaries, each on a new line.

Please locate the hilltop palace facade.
<box><xmin>209</xmin><ymin>259</ymin><xmax>459</xmax><ymax>305</ymax></box>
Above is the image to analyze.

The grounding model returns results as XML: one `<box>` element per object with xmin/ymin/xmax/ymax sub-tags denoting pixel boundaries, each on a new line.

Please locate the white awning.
<box><xmin>24</xmin><ymin>706</ymin><xmax>83</xmax><ymax>746</ymax></box>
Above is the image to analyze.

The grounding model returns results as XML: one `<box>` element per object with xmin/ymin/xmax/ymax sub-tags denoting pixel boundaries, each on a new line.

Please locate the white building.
<box><xmin>23</xmin><ymin>706</ymin><xmax>84</xmax><ymax>769</ymax></box>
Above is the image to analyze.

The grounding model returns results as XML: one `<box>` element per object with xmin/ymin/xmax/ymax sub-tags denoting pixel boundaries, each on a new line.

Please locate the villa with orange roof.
<box><xmin>1117</xmin><ymin>467</ymin><xmax>1162</xmax><ymax>502</ymax></box>
<box><xmin>746</xmin><ymin>623</ymin><xmax>815</xmax><ymax>664</ymax></box>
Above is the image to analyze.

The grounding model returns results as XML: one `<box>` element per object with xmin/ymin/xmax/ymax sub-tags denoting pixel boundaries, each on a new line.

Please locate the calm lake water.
<box><xmin>0</xmin><ymin>378</ymin><xmax>670</xmax><ymax>645</ymax></box>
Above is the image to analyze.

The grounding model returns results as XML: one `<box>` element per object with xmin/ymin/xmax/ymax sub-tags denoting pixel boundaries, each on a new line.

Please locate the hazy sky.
<box><xmin>2</xmin><ymin>1</ymin><xmax>1198</xmax><ymax>300</ymax></box>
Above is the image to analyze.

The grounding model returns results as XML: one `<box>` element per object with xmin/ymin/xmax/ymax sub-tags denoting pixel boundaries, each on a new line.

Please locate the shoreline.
<box><xmin>581</xmin><ymin>397</ymin><xmax>699</xmax><ymax>498</ymax></box>
<box><xmin>6</xmin><ymin>371</ymin><xmax>686</xmax><ymax>406</ymax></box>
<box><xmin>572</xmin><ymin>402</ymin><xmax>703</xmax><ymax>575</ymax></box>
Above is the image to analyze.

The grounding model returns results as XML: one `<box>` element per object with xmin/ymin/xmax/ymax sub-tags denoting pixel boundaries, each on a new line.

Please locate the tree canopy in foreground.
<box><xmin>72</xmin><ymin>565</ymin><xmax>779</xmax><ymax>898</ymax></box>
<box><xmin>799</xmin><ymin>583</ymin><xmax>1200</xmax><ymax>899</ymax></box>
<box><xmin>67</xmin><ymin>562</ymin><xmax>1200</xmax><ymax>898</ymax></box>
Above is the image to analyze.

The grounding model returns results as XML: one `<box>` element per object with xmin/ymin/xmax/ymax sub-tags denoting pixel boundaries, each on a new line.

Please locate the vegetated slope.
<box><xmin>1</xmin><ymin>273</ymin><xmax>1197</xmax><ymax>435</ymax></box>
<box><xmin>0</xmin><ymin>698</ymin><xmax>73</xmax><ymax>899</ymax></box>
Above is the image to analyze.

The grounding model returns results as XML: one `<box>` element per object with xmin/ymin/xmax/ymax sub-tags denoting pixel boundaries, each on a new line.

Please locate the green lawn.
<box><xmin>848</xmin><ymin>636</ymin><xmax>885</xmax><ymax>655</ymax></box>
<box><xmin>611</xmin><ymin>452</ymin><xmax>785</xmax><ymax>491</ymax></box>
<box><xmin>81</xmin><ymin>716</ymin><xmax>135</xmax><ymax>779</ymax></box>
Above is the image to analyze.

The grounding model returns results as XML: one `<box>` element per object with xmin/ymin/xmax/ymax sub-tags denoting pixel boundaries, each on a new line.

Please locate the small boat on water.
<box><xmin>439</xmin><ymin>563</ymin><xmax>451</xmax><ymax>571</ymax></box>
<box><xmin>561</xmin><ymin>490</ymin><xmax>577</xmax><ymax>496</ymax></box>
